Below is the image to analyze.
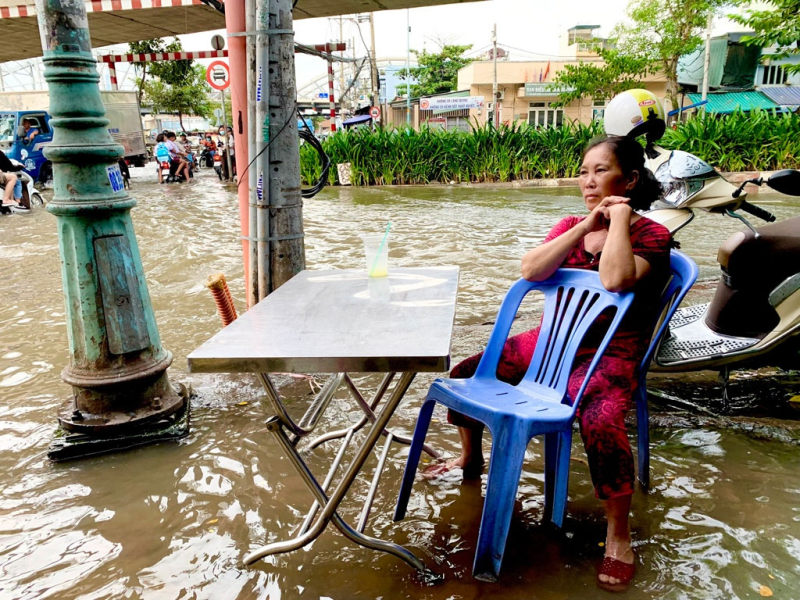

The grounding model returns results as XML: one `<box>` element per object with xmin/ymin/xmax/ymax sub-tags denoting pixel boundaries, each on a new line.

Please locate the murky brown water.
<box><xmin>1</xmin><ymin>166</ymin><xmax>800</xmax><ymax>599</ymax></box>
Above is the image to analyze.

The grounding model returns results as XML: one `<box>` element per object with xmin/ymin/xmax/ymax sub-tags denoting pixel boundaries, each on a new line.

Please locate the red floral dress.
<box><xmin>448</xmin><ymin>215</ymin><xmax>671</xmax><ymax>500</ymax></box>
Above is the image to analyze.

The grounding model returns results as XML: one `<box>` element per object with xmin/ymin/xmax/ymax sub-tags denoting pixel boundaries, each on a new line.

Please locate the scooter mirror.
<box><xmin>767</xmin><ymin>169</ymin><xmax>800</xmax><ymax>196</ymax></box>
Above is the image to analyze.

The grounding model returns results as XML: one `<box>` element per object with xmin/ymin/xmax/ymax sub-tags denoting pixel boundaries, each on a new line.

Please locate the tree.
<box><xmin>148</xmin><ymin>39</ymin><xmax>193</xmax><ymax>84</ymax></box>
<box><xmin>550</xmin><ymin>47</ymin><xmax>652</xmax><ymax>107</ymax></box>
<box><xmin>128</xmin><ymin>38</ymin><xmax>168</xmax><ymax>105</ymax></box>
<box><xmin>731</xmin><ymin>0</ymin><xmax>800</xmax><ymax>75</ymax></box>
<box><xmin>551</xmin><ymin>0</ymin><xmax>740</xmax><ymax>110</ymax></box>
<box><xmin>143</xmin><ymin>64</ymin><xmax>213</xmax><ymax>132</ymax></box>
<box><xmin>612</xmin><ymin>0</ymin><xmax>740</xmax><ymax>109</ymax></box>
<box><xmin>396</xmin><ymin>44</ymin><xmax>475</xmax><ymax>98</ymax></box>
<box><xmin>129</xmin><ymin>38</ymin><xmax>193</xmax><ymax>105</ymax></box>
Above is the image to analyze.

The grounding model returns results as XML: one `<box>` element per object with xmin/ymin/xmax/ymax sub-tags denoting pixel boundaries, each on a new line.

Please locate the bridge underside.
<box><xmin>0</xmin><ymin>0</ymin><xmax>480</xmax><ymax>63</ymax></box>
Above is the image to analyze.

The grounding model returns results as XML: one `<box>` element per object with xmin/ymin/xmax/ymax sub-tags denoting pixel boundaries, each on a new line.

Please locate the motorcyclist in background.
<box><xmin>0</xmin><ymin>148</ymin><xmax>26</xmax><ymax>209</ymax></box>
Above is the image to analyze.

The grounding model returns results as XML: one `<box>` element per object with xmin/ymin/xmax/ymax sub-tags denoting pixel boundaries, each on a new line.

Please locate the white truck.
<box><xmin>0</xmin><ymin>90</ymin><xmax>148</xmax><ymax>183</ymax></box>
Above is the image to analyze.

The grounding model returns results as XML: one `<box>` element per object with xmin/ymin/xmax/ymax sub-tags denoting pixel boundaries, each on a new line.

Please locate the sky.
<box><xmin>1</xmin><ymin>0</ymin><xmax>746</xmax><ymax>91</ymax></box>
<box><xmin>184</xmin><ymin>0</ymin><xmax>744</xmax><ymax>90</ymax></box>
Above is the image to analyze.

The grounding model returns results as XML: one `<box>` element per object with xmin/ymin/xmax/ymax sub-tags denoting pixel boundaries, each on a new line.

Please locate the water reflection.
<box><xmin>0</xmin><ymin>166</ymin><xmax>799</xmax><ymax>598</ymax></box>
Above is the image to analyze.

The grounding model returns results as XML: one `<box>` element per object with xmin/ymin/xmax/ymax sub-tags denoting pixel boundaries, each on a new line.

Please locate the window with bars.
<box><xmin>528</xmin><ymin>102</ymin><xmax>564</xmax><ymax>128</ymax></box>
<box><xmin>762</xmin><ymin>65</ymin><xmax>788</xmax><ymax>85</ymax></box>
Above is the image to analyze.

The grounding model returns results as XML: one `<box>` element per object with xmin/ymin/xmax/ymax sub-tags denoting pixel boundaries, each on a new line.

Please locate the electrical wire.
<box><xmin>298</xmin><ymin>109</ymin><xmax>330</xmax><ymax>198</ymax></box>
<box><xmin>236</xmin><ymin>108</ymin><xmax>295</xmax><ymax>189</ymax></box>
<box><xmin>235</xmin><ymin>106</ymin><xmax>329</xmax><ymax>200</ymax></box>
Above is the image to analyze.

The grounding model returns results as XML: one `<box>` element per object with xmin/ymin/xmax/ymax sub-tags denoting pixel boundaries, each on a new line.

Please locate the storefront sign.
<box><xmin>420</xmin><ymin>96</ymin><xmax>484</xmax><ymax>111</ymax></box>
<box><xmin>524</xmin><ymin>83</ymin><xmax>575</xmax><ymax>97</ymax></box>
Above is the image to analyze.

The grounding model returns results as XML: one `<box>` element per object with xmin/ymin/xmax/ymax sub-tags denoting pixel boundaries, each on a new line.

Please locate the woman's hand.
<box><xmin>606</xmin><ymin>199</ymin><xmax>632</xmax><ymax>222</ymax></box>
<box><xmin>582</xmin><ymin>196</ymin><xmax>630</xmax><ymax>234</ymax></box>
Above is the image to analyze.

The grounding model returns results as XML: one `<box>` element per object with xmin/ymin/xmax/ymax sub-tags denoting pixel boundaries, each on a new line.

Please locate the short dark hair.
<box><xmin>582</xmin><ymin>135</ymin><xmax>663</xmax><ymax>211</ymax></box>
<box><xmin>156</xmin><ymin>133</ymin><xmax>165</xmax><ymax>142</ymax></box>
<box><xmin>166</xmin><ymin>132</ymin><xmax>176</xmax><ymax>139</ymax></box>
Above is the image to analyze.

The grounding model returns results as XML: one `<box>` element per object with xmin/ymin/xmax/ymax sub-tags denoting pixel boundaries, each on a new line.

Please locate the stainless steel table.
<box><xmin>188</xmin><ymin>266</ymin><xmax>459</xmax><ymax>572</ymax></box>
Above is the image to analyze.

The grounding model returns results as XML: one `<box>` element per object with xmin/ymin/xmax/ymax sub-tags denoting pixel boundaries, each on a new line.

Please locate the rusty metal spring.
<box><xmin>205</xmin><ymin>273</ymin><xmax>238</xmax><ymax>327</ymax></box>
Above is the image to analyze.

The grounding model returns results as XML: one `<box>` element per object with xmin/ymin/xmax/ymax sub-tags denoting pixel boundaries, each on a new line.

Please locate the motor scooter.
<box><xmin>213</xmin><ymin>148</ymin><xmax>224</xmax><ymax>180</ymax></box>
<box><xmin>198</xmin><ymin>146</ymin><xmax>215</xmax><ymax>169</ymax></box>
<box><xmin>643</xmin><ymin>146</ymin><xmax>800</xmax><ymax>407</ymax></box>
<box><xmin>0</xmin><ymin>159</ymin><xmax>45</xmax><ymax>214</ymax></box>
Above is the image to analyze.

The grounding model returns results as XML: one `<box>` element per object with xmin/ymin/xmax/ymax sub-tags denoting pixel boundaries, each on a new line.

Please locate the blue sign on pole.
<box><xmin>107</xmin><ymin>164</ymin><xmax>125</xmax><ymax>192</ymax></box>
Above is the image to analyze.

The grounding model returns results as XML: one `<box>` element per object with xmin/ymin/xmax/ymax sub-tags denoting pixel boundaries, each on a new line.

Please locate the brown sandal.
<box><xmin>597</xmin><ymin>555</ymin><xmax>635</xmax><ymax>593</ymax></box>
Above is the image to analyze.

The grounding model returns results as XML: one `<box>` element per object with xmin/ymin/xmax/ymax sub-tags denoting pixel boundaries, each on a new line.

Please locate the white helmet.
<box><xmin>604</xmin><ymin>89</ymin><xmax>666</xmax><ymax>143</ymax></box>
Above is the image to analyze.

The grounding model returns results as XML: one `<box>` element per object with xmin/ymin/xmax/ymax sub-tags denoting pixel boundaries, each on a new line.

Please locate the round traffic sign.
<box><xmin>206</xmin><ymin>61</ymin><xmax>230</xmax><ymax>91</ymax></box>
<box><xmin>211</xmin><ymin>34</ymin><xmax>225</xmax><ymax>51</ymax></box>
<box><xmin>369</xmin><ymin>106</ymin><xmax>381</xmax><ymax>119</ymax></box>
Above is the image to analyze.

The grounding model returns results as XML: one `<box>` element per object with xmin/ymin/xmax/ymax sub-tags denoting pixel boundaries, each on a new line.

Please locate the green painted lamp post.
<box><xmin>36</xmin><ymin>0</ymin><xmax>188</xmax><ymax>460</ymax></box>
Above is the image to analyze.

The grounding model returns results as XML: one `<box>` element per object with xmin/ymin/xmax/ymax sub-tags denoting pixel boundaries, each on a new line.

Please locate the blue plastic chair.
<box><xmin>635</xmin><ymin>250</ymin><xmax>698</xmax><ymax>488</ymax></box>
<box><xmin>393</xmin><ymin>269</ymin><xmax>635</xmax><ymax>582</ymax></box>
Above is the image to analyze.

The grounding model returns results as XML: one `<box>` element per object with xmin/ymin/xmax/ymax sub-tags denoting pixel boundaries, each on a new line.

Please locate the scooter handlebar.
<box><xmin>739</xmin><ymin>200</ymin><xmax>777</xmax><ymax>222</ymax></box>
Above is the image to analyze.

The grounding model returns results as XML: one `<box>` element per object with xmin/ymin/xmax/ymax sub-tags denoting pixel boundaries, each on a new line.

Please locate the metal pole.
<box><xmin>492</xmin><ymin>24</ymin><xmax>498</xmax><ymax>127</ymax></box>
<box><xmin>339</xmin><ymin>16</ymin><xmax>345</xmax><ymax>120</ymax></box>
<box><xmin>256</xmin><ymin>0</ymin><xmax>271</xmax><ymax>299</ymax></box>
<box><xmin>108</xmin><ymin>62</ymin><xmax>118</xmax><ymax>90</ymax></box>
<box><xmin>35</xmin><ymin>0</ymin><xmax>187</xmax><ymax>460</ymax></box>
<box><xmin>223</xmin><ymin>0</ymin><xmax>252</xmax><ymax>301</ymax></box>
<box><xmin>221</xmin><ymin>89</ymin><xmax>233</xmax><ymax>179</ymax></box>
<box><xmin>246</xmin><ymin>0</ymin><xmax>259</xmax><ymax>308</ymax></box>
<box><xmin>267</xmin><ymin>0</ymin><xmax>305</xmax><ymax>288</ymax></box>
<box><xmin>328</xmin><ymin>56</ymin><xmax>337</xmax><ymax>132</ymax></box>
<box><xmin>369</xmin><ymin>12</ymin><xmax>379</xmax><ymax>112</ymax></box>
<box><xmin>406</xmin><ymin>9</ymin><xmax>410</xmax><ymax>126</ymax></box>
<box><xmin>701</xmin><ymin>13</ymin><xmax>713</xmax><ymax>118</ymax></box>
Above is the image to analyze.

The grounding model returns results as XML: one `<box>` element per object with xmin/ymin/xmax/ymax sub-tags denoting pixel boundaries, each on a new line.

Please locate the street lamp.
<box><xmin>36</xmin><ymin>0</ymin><xmax>188</xmax><ymax>460</ymax></box>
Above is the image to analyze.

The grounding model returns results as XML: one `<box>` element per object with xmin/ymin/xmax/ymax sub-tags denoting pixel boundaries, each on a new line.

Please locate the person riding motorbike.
<box><xmin>0</xmin><ymin>148</ymin><xmax>27</xmax><ymax>209</ymax></box>
<box><xmin>165</xmin><ymin>132</ymin><xmax>190</xmax><ymax>182</ymax></box>
<box><xmin>200</xmin><ymin>134</ymin><xmax>217</xmax><ymax>168</ymax></box>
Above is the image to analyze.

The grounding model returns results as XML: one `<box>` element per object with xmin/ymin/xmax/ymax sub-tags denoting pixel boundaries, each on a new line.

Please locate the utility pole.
<box><xmin>265</xmin><ymin>0</ymin><xmax>304</xmax><ymax>288</ymax></box>
<box><xmin>35</xmin><ymin>0</ymin><xmax>187</xmax><ymax>460</ymax></box>
<box><xmin>406</xmin><ymin>9</ymin><xmax>411</xmax><ymax>126</ymax></box>
<box><xmin>369</xmin><ymin>12</ymin><xmax>379</xmax><ymax>112</ymax></box>
<box><xmin>492</xmin><ymin>24</ymin><xmax>499</xmax><ymax>128</ymax></box>
<box><xmin>339</xmin><ymin>16</ymin><xmax>346</xmax><ymax>120</ymax></box>
<box><xmin>701</xmin><ymin>12</ymin><xmax>713</xmax><ymax>118</ymax></box>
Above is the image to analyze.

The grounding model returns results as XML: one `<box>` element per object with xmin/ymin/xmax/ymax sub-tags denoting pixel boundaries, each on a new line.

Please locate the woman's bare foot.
<box><xmin>422</xmin><ymin>455</ymin><xmax>484</xmax><ymax>479</ymax></box>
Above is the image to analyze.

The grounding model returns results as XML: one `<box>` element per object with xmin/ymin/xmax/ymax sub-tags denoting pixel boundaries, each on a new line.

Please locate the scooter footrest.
<box><xmin>669</xmin><ymin>303</ymin><xmax>708</xmax><ymax>329</ymax></box>
<box><xmin>659</xmin><ymin>335</ymin><xmax>758</xmax><ymax>362</ymax></box>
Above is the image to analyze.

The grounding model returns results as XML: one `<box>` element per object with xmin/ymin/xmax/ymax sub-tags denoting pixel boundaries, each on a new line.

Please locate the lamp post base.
<box><xmin>48</xmin><ymin>384</ymin><xmax>191</xmax><ymax>462</ymax></box>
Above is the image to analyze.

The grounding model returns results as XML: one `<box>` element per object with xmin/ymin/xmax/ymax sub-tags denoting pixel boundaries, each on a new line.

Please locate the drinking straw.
<box><xmin>369</xmin><ymin>221</ymin><xmax>392</xmax><ymax>276</ymax></box>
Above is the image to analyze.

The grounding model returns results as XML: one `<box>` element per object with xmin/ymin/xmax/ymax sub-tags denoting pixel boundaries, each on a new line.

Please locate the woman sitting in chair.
<box><xmin>426</xmin><ymin>133</ymin><xmax>671</xmax><ymax>592</ymax></box>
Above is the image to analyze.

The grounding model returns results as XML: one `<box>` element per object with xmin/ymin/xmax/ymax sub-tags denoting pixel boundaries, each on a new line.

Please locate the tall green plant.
<box><xmin>299</xmin><ymin>113</ymin><xmax>796</xmax><ymax>187</ymax></box>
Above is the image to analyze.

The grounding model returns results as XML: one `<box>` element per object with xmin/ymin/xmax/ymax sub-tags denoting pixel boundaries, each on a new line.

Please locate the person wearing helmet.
<box><xmin>604</xmin><ymin>89</ymin><xmax>667</xmax><ymax>157</ymax></box>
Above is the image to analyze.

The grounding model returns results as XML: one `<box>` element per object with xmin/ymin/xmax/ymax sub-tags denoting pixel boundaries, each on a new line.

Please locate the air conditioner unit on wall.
<box><xmin>494</xmin><ymin>90</ymin><xmax>505</xmax><ymax>101</ymax></box>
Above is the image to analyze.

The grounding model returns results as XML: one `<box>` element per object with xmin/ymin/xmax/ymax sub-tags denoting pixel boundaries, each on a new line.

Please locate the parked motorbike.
<box><xmin>643</xmin><ymin>146</ymin><xmax>800</xmax><ymax>406</ymax></box>
<box><xmin>0</xmin><ymin>160</ymin><xmax>44</xmax><ymax>214</ymax></box>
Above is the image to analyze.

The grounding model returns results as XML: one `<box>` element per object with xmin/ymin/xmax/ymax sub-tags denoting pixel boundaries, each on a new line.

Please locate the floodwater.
<box><xmin>1</xmin><ymin>166</ymin><xmax>800</xmax><ymax>600</ymax></box>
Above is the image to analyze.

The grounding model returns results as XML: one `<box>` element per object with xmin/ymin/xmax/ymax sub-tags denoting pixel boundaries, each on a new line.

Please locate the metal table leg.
<box><xmin>244</xmin><ymin>372</ymin><xmax>427</xmax><ymax>572</ymax></box>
